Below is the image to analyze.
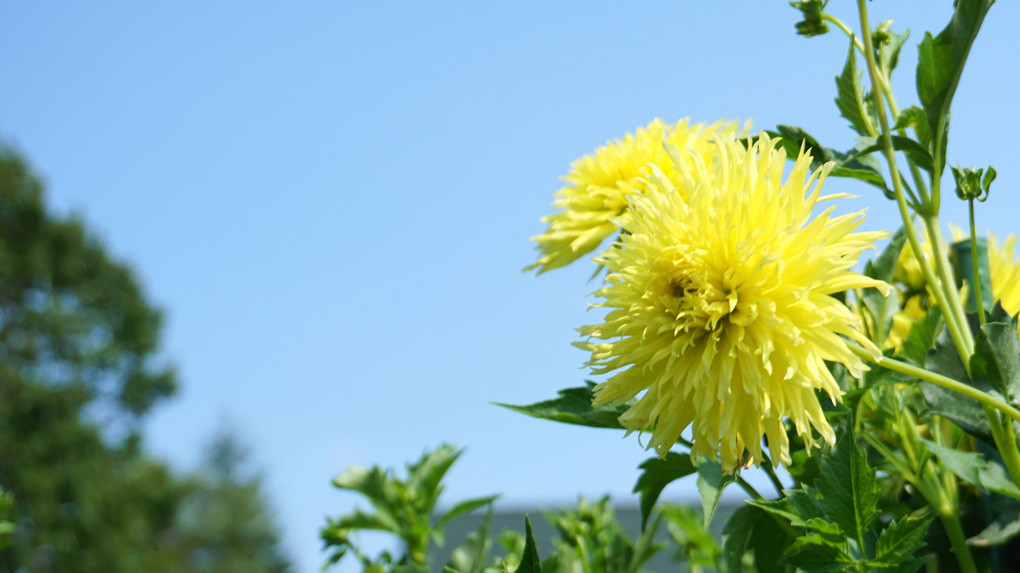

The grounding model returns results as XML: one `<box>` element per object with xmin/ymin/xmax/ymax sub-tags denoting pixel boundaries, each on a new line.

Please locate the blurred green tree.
<box><xmin>0</xmin><ymin>144</ymin><xmax>291</xmax><ymax>572</ymax></box>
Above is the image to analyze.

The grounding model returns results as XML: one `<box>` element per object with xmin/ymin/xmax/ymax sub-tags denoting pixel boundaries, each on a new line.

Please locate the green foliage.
<box><xmin>695</xmin><ymin>458</ymin><xmax>735</xmax><ymax>529</ymax></box>
<box><xmin>874</xmin><ymin>22</ymin><xmax>910</xmax><ymax>81</ymax></box>
<box><xmin>0</xmin><ymin>145</ymin><xmax>292</xmax><ymax>572</ymax></box>
<box><xmin>790</xmin><ymin>0</ymin><xmax>829</xmax><ymax>37</ymax></box>
<box><xmin>860</xmin><ymin>229</ymin><xmax>908</xmax><ymax>345</ymax></box>
<box><xmin>516</xmin><ymin>516</ymin><xmax>543</xmax><ymax>573</ymax></box>
<box><xmin>493</xmin><ymin>382</ymin><xmax>629</xmax><ymax>430</ymax></box>
<box><xmin>541</xmin><ymin>496</ymin><xmax>663</xmax><ymax>573</ymax></box>
<box><xmin>916</xmin><ymin>0</ymin><xmax>995</xmax><ymax>174</ymax></box>
<box><xmin>322</xmin><ymin>444</ymin><xmax>498</xmax><ymax>570</ymax></box>
<box><xmin>759</xmin><ymin>125</ymin><xmax>892</xmax><ymax>198</ymax></box>
<box><xmin>171</xmin><ymin>431</ymin><xmax>293</xmax><ymax>573</ymax></box>
<box><xmin>0</xmin><ymin>488</ymin><xmax>12</xmax><ymax>549</ymax></box>
<box><xmin>721</xmin><ymin>504</ymin><xmax>792</xmax><ymax>573</ymax></box>
<box><xmin>750</xmin><ymin>425</ymin><xmax>934</xmax><ymax>572</ymax></box>
<box><xmin>660</xmin><ymin>504</ymin><xmax>721</xmax><ymax>573</ymax></box>
<box><xmin>632</xmin><ymin>453</ymin><xmax>696</xmax><ymax>531</ymax></box>
<box><xmin>835</xmin><ymin>36</ymin><xmax>876</xmax><ymax>137</ymax></box>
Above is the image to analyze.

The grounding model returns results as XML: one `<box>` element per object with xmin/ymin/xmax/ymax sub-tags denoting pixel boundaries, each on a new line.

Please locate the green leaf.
<box><xmin>875</xmin><ymin>510</ymin><xmax>935</xmax><ymax>563</ymax></box>
<box><xmin>632</xmin><ymin>452</ymin><xmax>697</xmax><ymax>531</ymax></box>
<box><xmin>407</xmin><ymin>444</ymin><xmax>462</xmax><ymax>513</ymax></box>
<box><xmin>696</xmin><ymin>457</ymin><xmax>736</xmax><ymax>528</ymax></box>
<box><xmin>447</xmin><ymin>505</ymin><xmax>494</xmax><ymax>573</ymax></box>
<box><xmin>921</xmin><ymin>439</ymin><xmax>1020</xmax><ymax>499</ymax></box>
<box><xmin>493</xmin><ymin>383</ymin><xmax>628</xmax><ymax>429</ymax></box>
<box><xmin>968</xmin><ymin>499</ymin><xmax>1020</xmax><ymax>547</ymax></box>
<box><xmin>878</xmin><ymin>28</ymin><xmax>911</xmax><ymax>80</ymax></box>
<box><xmin>815</xmin><ymin>423</ymin><xmax>880</xmax><ymax>548</ymax></box>
<box><xmin>916</xmin><ymin>0</ymin><xmax>995</xmax><ymax>172</ymax></box>
<box><xmin>721</xmin><ymin>505</ymin><xmax>791</xmax><ymax>573</ymax></box>
<box><xmin>760</xmin><ymin>126</ymin><xmax>892</xmax><ymax>197</ymax></box>
<box><xmin>861</xmin><ymin>284</ymin><xmax>899</xmax><ymax>348</ymax></box>
<box><xmin>877</xmin><ymin>556</ymin><xmax>931</xmax><ymax>573</ymax></box>
<box><xmin>969</xmin><ymin>318</ymin><xmax>1020</xmax><ymax>402</ymax></box>
<box><xmin>331</xmin><ymin>467</ymin><xmax>403</xmax><ymax>531</ymax></box>
<box><xmin>892</xmin><ymin>106</ymin><xmax>932</xmax><ymax>150</ymax></box>
<box><xmin>516</xmin><ymin>516</ymin><xmax>543</xmax><ymax>573</ymax></box>
<box><xmin>867</xmin><ymin>228</ymin><xmax>908</xmax><ymax>283</ymax></box>
<box><xmin>849</xmin><ymin>136</ymin><xmax>934</xmax><ymax>173</ymax></box>
<box><xmin>922</xmin><ymin>333</ymin><xmax>991</xmax><ymax>437</ymax></box>
<box><xmin>435</xmin><ymin>495</ymin><xmax>499</xmax><ymax>530</ymax></box>
<box><xmin>325</xmin><ymin>508</ymin><xmax>401</xmax><ymax>535</ymax></box>
<box><xmin>750</xmin><ymin>489</ymin><xmax>841</xmax><ymax>536</ymax></box>
<box><xmin>900</xmin><ymin>305</ymin><xmax>943</xmax><ymax>366</ymax></box>
<box><xmin>782</xmin><ymin>542</ymin><xmax>848</xmax><ymax>572</ymax></box>
<box><xmin>835</xmin><ymin>37</ymin><xmax>875</xmax><ymax>137</ymax></box>
<box><xmin>629</xmin><ymin>512</ymin><xmax>668</xmax><ymax>572</ymax></box>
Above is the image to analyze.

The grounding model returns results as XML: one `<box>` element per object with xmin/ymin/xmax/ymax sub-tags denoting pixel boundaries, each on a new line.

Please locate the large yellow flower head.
<box><xmin>580</xmin><ymin>133</ymin><xmax>888</xmax><ymax>471</ymax></box>
<box><xmin>526</xmin><ymin>118</ymin><xmax>744</xmax><ymax>274</ymax></box>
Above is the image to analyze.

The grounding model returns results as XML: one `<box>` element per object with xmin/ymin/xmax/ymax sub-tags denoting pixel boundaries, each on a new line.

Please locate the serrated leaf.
<box><xmin>721</xmin><ymin>505</ymin><xmax>791</xmax><ymax>573</ymax></box>
<box><xmin>875</xmin><ymin>510</ymin><xmax>936</xmax><ymax>563</ymax></box>
<box><xmin>632</xmin><ymin>452</ymin><xmax>696</xmax><ymax>531</ymax></box>
<box><xmin>916</xmin><ymin>0</ymin><xmax>995</xmax><ymax>172</ymax></box>
<box><xmin>493</xmin><ymin>383</ymin><xmax>629</xmax><ymax>429</ymax></box>
<box><xmin>748</xmin><ymin>489</ymin><xmax>833</xmax><ymax>532</ymax></box>
<box><xmin>696</xmin><ymin>457</ymin><xmax>736</xmax><ymax>528</ymax></box>
<box><xmin>836</xmin><ymin>37</ymin><xmax>875</xmax><ymax>137</ymax></box>
<box><xmin>921</xmin><ymin>439</ymin><xmax>1020</xmax><ymax>498</ymax></box>
<box><xmin>815</xmin><ymin>424</ymin><xmax>880</xmax><ymax>548</ymax></box>
<box><xmin>969</xmin><ymin>319</ymin><xmax>1020</xmax><ymax>402</ymax></box>
<box><xmin>874</xmin><ymin>556</ymin><xmax>931</xmax><ymax>573</ymax></box>
<box><xmin>516</xmin><ymin>516</ymin><xmax>543</xmax><ymax>573</ymax></box>
<box><xmin>782</xmin><ymin>542</ymin><xmax>848</xmax><ymax>572</ymax></box>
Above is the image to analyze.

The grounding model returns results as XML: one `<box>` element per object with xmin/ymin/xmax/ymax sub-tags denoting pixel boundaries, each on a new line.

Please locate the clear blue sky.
<box><xmin>2</xmin><ymin>2</ymin><xmax>1019</xmax><ymax>570</ymax></box>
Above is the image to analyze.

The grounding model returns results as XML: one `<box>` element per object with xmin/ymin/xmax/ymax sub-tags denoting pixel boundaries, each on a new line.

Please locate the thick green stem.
<box><xmin>939</xmin><ymin>510</ymin><xmax>978</xmax><ymax>573</ymax></box>
<box><xmin>848</xmin><ymin>342</ymin><xmax>1020</xmax><ymax>425</ymax></box>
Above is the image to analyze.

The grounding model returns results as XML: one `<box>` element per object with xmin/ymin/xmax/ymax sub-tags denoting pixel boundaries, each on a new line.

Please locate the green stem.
<box><xmin>986</xmin><ymin>405</ymin><xmax>1020</xmax><ymax>491</ymax></box>
<box><xmin>854</xmin><ymin>0</ymin><xmax>974</xmax><ymax>364</ymax></box>
<box><xmin>860</xmin><ymin>432</ymin><xmax>916</xmax><ymax>482</ymax></box>
<box><xmin>848</xmin><ymin>342</ymin><xmax>1020</xmax><ymax>425</ymax></box>
<box><xmin>762</xmin><ymin>461</ymin><xmax>786</xmax><ymax>497</ymax></box>
<box><xmin>923</xmin><ymin>218</ymin><xmax>975</xmax><ymax>359</ymax></box>
<box><xmin>939</xmin><ymin>510</ymin><xmax>978</xmax><ymax>573</ymax></box>
<box><xmin>823</xmin><ymin>14</ymin><xmax>865</xmax><ymax>53</ymax></box>
<box><xmin>969</xmin><ymin>198</ymin><xmax>987</xmax><ymax>324</ymax></box>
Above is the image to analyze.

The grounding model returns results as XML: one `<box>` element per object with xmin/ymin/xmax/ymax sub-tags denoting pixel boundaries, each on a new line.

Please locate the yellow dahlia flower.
<box><xmin>526</xmin><ymin>118</ymin><xmax>744</xmax><ymax>274</ymax></box>
<box><xmin>889</xmin><ymin>230</ymin><xmax>1020</xmax><ymax>344</ymax></box>
<box><xmin>580</xmin><ymin>133</ymin><xmax>887</xmax><ymax>470</ymax></box>
<box><xmin>989</xmin><ymin>233</ymin><xmax>1020</xmax><ymax>317</ymax></box>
